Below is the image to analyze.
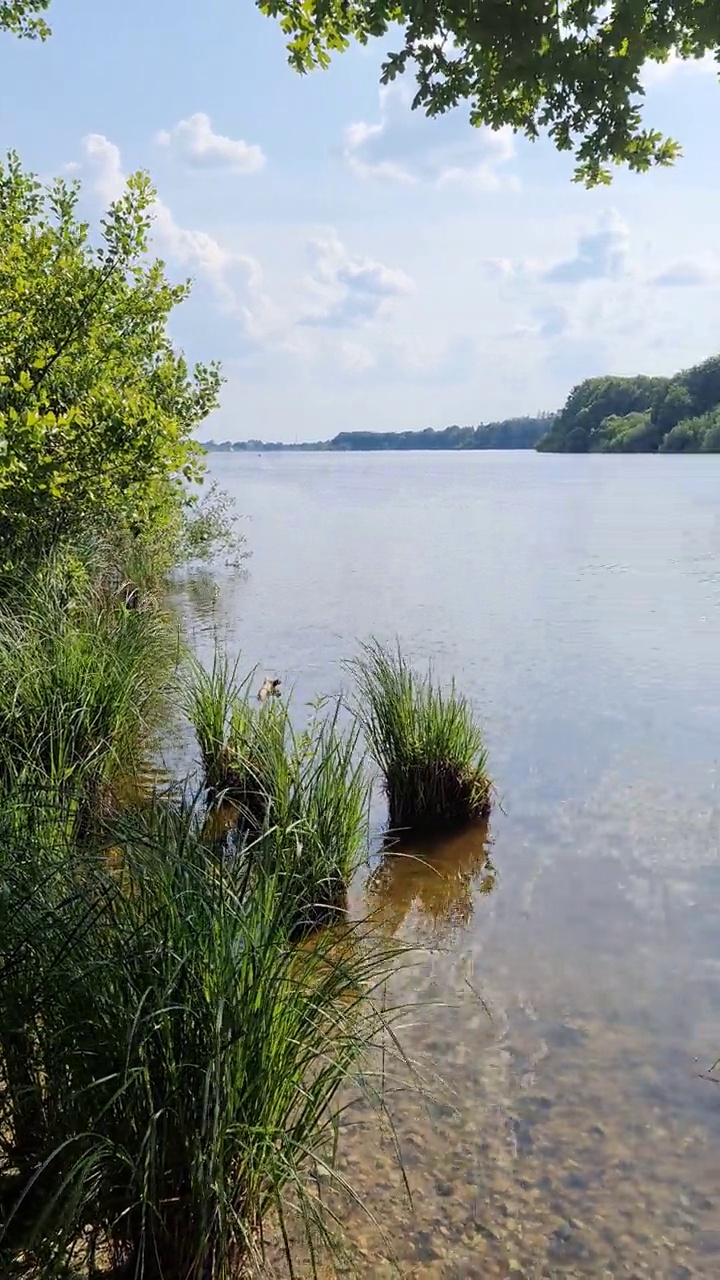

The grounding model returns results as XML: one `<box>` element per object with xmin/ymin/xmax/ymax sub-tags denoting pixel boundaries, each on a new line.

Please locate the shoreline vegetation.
<box><xmin>202</xmin><ymin>352</ymin><xmax>720</xmax><ymax>456</ymax></box>
<box><xmin>0</xmin><ymin>539</ymin><xmax>493</xmax><ymax>1277</ymax></box>
<box><xmin>0</xmin><ymin>153</ymin><xmax>495</xmax><ymax>1278</ymax></box>
<box><xmin>202</xmin><ymin>415</ymin><xmax>553</xmax><ymax>453</ymax></box>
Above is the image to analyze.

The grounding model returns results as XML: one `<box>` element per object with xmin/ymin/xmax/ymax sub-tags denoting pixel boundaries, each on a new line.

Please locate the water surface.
<box><xmin>179</xmin><ymin>452</ymin><xmax>720</xmax><ymax>1277</ymax></box>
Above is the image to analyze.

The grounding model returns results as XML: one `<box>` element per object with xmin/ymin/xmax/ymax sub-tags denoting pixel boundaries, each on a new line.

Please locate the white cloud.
<box><xmin>155</xmin><ymin>112</ymin><xmax>265</xmax><ymax>173</ymax></box>
<box><xmin>82</xmin><ymin>133</ymin><xmax>126</xmax><ymax>204</ymax></box>
<box><xmin>484</xmin><ymin>257</ymin><xmax>517</xmax><ymax>282</ymax></box>
<box><xmin>343</xmin><ymin>83</ymin><xmax>518</xmax><ymax>191</ymax></box>
<box><xmin>339</xmin><ymin>342</ymin><xmax>376</xmax><ymax>373</ymax></box>
<box><xmin>484</xmin><ymin>212</ymin><xmax>630</xmax><ymax>287</ymax></box>
<box><xmin>518</xmin><ymin>305</ymin><xmax>572</xmax><ymax>340</ymax></box>
<box><xmin>542</xmin><ymin>211</ymin><xmax>629</xmax><ymax>284</ymax></box>
<box><xmin>652</xmin><ymin>258</ymin><xmax>720</xmax><ymax>287</ymax></box>
<box><xmin>80</xmin><ymin>133</ymin><xmax>262</xmax><ymax>310</ymax></box>
<box><xmin>301</xmin><ymin>230</ymin><xmax>414</xmax><ymax>329</ymax></box>
<box><xmin>642</xmin><ymin>50</ymin><xmax>718</xmax><ymax>86</ymax></box>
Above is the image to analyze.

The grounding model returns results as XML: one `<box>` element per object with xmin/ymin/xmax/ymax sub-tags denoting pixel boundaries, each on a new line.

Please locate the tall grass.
<box><xmin>0</xmin><ymin>787</ymin><xmax>406</xmax><ymax>1279</ymax></box>
<box><xmin>258</xmin><ymin>698</ymin><xmax>371</xmax><ymax>934</ymax></box>
<box><xmin>0</xmin><ymin>544</ymin><xmax>179</xmax><ymax>812</ymax></box>
<box><xmin>187</xmin><ymin>658</ymin><xmax>371</xmax><ymax>930</ymax></box>
<box><xmin>350</xmin><ymin>640</ymin><xmax>492</xmax><ymax>831</ymax></box>
<box><xmin>184</xmin><ymin>652</ymin><xmax>256</xmax><ymax>796</ymax></box>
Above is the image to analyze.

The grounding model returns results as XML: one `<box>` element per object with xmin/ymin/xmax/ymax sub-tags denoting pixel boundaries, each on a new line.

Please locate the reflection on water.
<box><xmin>366</xmin><ymin>822</ymin><xmax>496</xmax><ymax>945</ymax></box>
<box><xmin>176</xmin><ymin>453</ymin><xmax>720</xmax><ymax>1277</ymax></box>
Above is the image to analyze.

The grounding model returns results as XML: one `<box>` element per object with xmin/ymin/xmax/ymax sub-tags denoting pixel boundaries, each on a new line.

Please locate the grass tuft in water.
<box><xmin>184</xmin><ymin>651</ymin><xmax>256</xmax><ymax>796</ymax></box>
<box><xmin>257</xmin><ymin>697</ymin><xmax>371</xmax><ymax>935</ymax></box>
<box><xmin>187</xmin><ymin>656</ymin><xmax>371</xmax><ymax>932</ymax></box>
<box><xmin>349</xmin><ymin>640</ymin><xmax>492</xmax><ymax>831</ymax></box>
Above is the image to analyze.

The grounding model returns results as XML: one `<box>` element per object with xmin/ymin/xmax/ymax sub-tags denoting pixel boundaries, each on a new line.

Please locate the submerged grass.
<box><xmin>349</xmin><ymin>640</ymin><xmax>492</xmax><ymax>831</ymax></box>
<box><xmin>0</xmin><ymin>786</ymin><xmax>408</xmax><ymax>1279</ymax></box>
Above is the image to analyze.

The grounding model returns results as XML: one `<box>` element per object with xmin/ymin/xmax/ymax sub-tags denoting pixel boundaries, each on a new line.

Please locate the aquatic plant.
<box><xmin>0</xmin><ymin>787</ymin><xmax>406</xmax><ymax>1278</ymax></box>
<box><xmin>185</xmin><ymin>651</ymin><xmax>250</xmax><ymax>794</ymax></box>
<box><xmin>349</xmin><ymin>640</ymin><xmax>492</xmax><ymax>831</ymax></box>
<box><xmin>260</xmin><ymin>698</ymin><xmax>371</xmax><ymax>933</ymax></box>
<box><xmin>188</xmin><ymin>657</ymin><xmax>370</xmax><ymax>928</ymax></box>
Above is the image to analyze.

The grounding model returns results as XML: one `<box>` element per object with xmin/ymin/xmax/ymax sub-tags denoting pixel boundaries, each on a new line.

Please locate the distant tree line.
<box><xmin>201</xmin><ymin>415</ymin><xmax>553</xmax><ymax>453</ymax></box>
<box><xmin>204</xmin><ymin>354</ymin><xmax>720</xmax><ymax>457</ymax></box>
<box><xmin>537</xmin><ymin>354</ymin><xmax>720</xmax><ymax>453</ymax></box>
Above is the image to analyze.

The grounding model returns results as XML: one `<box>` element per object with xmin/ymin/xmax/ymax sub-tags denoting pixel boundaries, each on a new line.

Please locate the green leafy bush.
<box><xmin>0</xmin><ymin>152</ymin><xmax>221</xmax><ymax>569</ymax></box>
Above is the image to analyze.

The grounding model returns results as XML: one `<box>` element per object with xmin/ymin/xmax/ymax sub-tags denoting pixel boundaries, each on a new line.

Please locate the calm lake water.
<box><xmin>178</xmin><ymin>451</ymin><xmax>720</xmax><ymax>1277</ymax></box>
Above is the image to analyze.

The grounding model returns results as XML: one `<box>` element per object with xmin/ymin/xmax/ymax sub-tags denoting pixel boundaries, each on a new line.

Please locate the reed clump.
<box><xmin>0</xmin><ymin>545</ymin><xmax>179</xmax><ymax>820</ymax></box>
<box><xmin>0</xmin><ymin>786</ymin><xmax>405</xmax><ymax>1279</ymax></box>
<box><xmin>350</xmin><ymin>640</ymin><xmax>492</xmax><ymax>831</ymax></box>
<box><xmin>187</xmin><ymin>659</ymin><xmax>370</xmax><ymax>931</ymax></box>
<box><xmin>259</xmin><ymin>698</ymin><xmax>370</xmax><ymax>934</ymax></box>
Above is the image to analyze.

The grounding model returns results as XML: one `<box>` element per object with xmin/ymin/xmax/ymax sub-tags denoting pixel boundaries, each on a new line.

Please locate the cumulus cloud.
<box><xmin>651</xmin><ymin>258</ymin><xmax>720</xmax><ymax>287</ymax></box>
<box><xmin>484</xmin><ymin>257</ymin><xmax>516</xmax><ymax>282</ymax></box>
<box><xmin>542</xmin><ymin>211</ymin><xmax>629</xmax><ymax>284</ymax></box>
<box><xmin>642</xmin><ymin>50</ymin><xmax>718</xmax><ymax>86</ymax></box>
<box><xmin>338</xmin><ymin>342</ymin><xmax>376</xmax><ymax>373</ymax></box>
<box><xmin>82</xmin><ymin>133</ymin><xmax>126</xmax><ymax>204</ymax></box>
<box><xmin>510</xmin><ymin>303</ymin><xmax>574</xmax><ymax>342</ymax></box>
<box><xmin>484</xmin><ymin>212</ymin><xmax>630</xmax><ymax>288</ymax></box>
<box><xmin>80</xmin><ymin>133</ymin><xmax>262</xmax><ymax>309</ymax></box>
<box><xmin>301</xmin><ymin>231</ymin><xmax>414</xmax><ymax>329</ymax></box>
<box><xmin>343</xmin><ymin>83</ymin><xmax>518</xmax><ymax>191</ymax></box>
<box><xmin>384</xmin><ymin>334</ymin><xmax>479</xmax><ymax>384</ymax></box>
<box><xmin>531</xmin><ymin>305</ymin><xmax>572</xmax><ymax>339</ymax></box>
<box><xmin>155</xmin><ymin>111</ymin><xmax>265</xmax><ymax>173</ymax></box>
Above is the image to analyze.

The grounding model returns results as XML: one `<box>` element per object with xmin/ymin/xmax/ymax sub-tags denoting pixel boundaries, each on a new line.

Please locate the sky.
<box><xmin>2</xmin><ymin>0</ymin><xmax>720</xmax><ymax>443</ymax></box>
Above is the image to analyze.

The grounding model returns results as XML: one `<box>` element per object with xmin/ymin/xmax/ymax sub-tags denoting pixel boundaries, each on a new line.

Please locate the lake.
<box><xmin>179</xmin><ymin>451</ymin><xmax>720</xmax><ymax>1277</ymax></box>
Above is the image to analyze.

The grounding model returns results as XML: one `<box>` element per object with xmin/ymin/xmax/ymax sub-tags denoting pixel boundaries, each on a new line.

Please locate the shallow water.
<box><xmin>176</xmin><ymin>451</ymin><xmax>720</xmax><ymax>1276</ymax></box>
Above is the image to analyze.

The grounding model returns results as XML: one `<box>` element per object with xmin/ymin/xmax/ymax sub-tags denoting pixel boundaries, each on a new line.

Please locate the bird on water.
<box><xmin>257</xmin><ymin>677</ymin><xmax>281</xmax><ymax>703</ymax></box>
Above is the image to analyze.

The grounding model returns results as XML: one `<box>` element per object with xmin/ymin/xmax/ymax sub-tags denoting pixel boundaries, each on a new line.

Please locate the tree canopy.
<box><xmin>258</xmin><ymin>0</ymin><xmax>720</xmax><ymax>184</ymax></box>
<box><xmin>0</xmin><ymin>153</ymin><xmax>221</xmax><ymax>567</ymax></box>
<box><xmin>0</xmin><ymin>0</ymin><xmax>49</xmax><ymax>39</ymax></box>
<box><xmin>537</xmin><ymin>354</ymin><xmax>720</xmax><ymax>452</ymax></box>
<box><xmin>5</xmin><ymin>2</ymin><xmax>720</xmax><ymax>182</ymax></box>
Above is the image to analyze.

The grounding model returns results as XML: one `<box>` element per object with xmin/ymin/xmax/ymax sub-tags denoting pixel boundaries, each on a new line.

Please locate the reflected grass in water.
<box><xmin>367</xmin><ymin>821</ymin><xmax>496</xmax><ymax>944</ymax></box>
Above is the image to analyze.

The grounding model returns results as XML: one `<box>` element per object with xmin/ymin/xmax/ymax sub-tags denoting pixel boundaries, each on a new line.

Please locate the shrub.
<box><xmin>0</xmin><ymin>152</ymin><xmax>221</xmax><ymax>571</ymax></box>
<box><xmin>349</xmin><ymin>641</ymin><xmax>492</xmax><ymax>831</ymax></box>
<box><xmin>179</xmin><ymin>480</ymin><xmax>249</xmax><ymax>567</ymax></box>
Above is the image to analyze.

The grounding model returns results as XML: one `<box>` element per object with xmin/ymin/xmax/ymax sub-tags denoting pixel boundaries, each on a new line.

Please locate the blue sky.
<box><xmin>2</xmin><ymin>0</ymin><xmax>720</xmax><ymax>442</ymax></box>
